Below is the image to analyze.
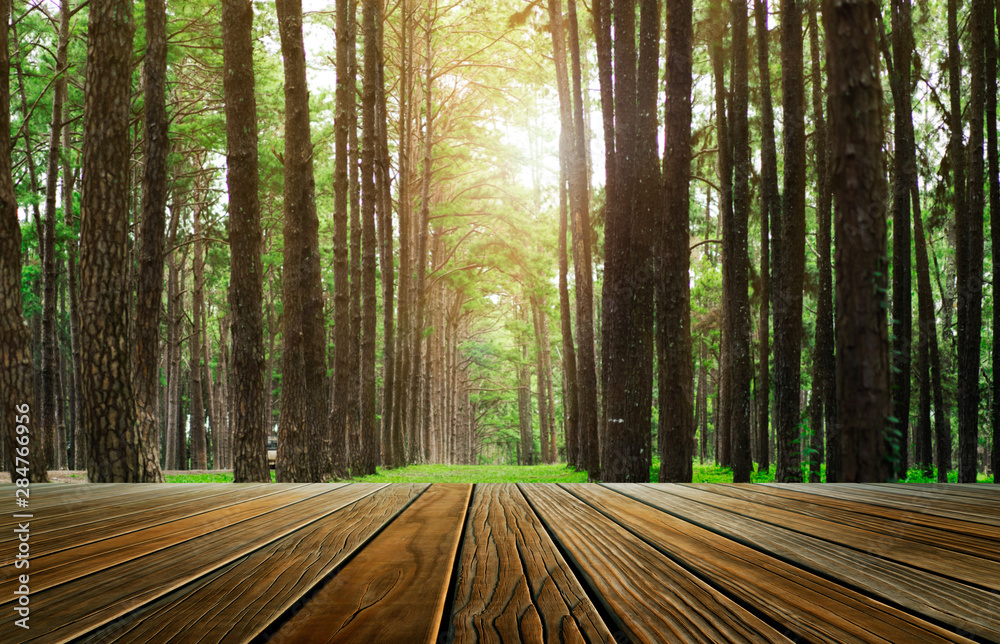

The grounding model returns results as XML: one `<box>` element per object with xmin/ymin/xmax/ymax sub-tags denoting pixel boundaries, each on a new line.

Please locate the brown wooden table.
<box><xmin>2</xmin><ymin>482</ymin><xmax>997</xmax><ymax>643</ymax></box>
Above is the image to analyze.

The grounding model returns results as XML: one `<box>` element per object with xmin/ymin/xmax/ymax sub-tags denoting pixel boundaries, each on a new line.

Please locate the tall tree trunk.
<box><xmin>391</xmin><ymin>0</ymin><xmax>414</xmax><ymax>469</ymax></box>
<box><xmin>359</xmin><ymin>0</ymin><xmax>379</xmax><ymax>476</ymax></box>
<box><xmin>518</xmin><ymin>313</ymin><xmax>534</xmax><ymax>465</ymax></box>
<box><xmin>754</xmin><ymin>0</ymin><xmax>779</xmax><ymax>476</ymax></box>
<box><xmin>888</xmin><ymin>0</ymin><xmax>914</xmax><ymax>479</ymax></box>
<box><xmin>133</xmin><ymin>0</ymin><xmax>169</xmax><ymax>479</ymax></box>
<box><xmin>376</xmin><ymin>0</ymin><xmax>395</xmax><ymax>470</ymax></box>
<box><xmin>729</xmin><ymin>0</ymin><xmax>753</xmax><ymax>482</ymax></box>
<box><xmin>63</xmin><ymin>127</ymin><xmax>82</xmax><ymax>470</ymax></box>
<box><xmin>809</xmin><ymin>0</ymin><xmax>834</xmax><ymax>482</ymax></box>
<box><xmin>601</xmin><ymin>0</ymin><xmax>658</xmax><ymax>483</ymax></box>
<box><xmin>913</xmin><ymin>183</ymin><xmax>937</xmax><ymax>476</ymax></box>
<box><xmin>775</xmin><ymin>0</ymin><xmax>807</xmax><ymax>482</ymax></box>
<box><xmin>276</xmin><ymin>0</ymin><xmax>328</xmax><ymax>482</ymax></box>
<box><xmin>204</xmin><ymin>322</ymin><xmax>218</xmax><ymax>468</ymax></box>
<box><xmin>347</xmin><ymin>0</ymin><xmax>363</xmax><ymax>474</ymax></box>
<box><xmin>569</xmin><ymin>0</ymin><xmax>600</xmax><ymax>479</ymax></box>
<box><xmin>165</xmin><ymin>249</ymin><xmax>179</xmax><ymax>470</ymax></box>
<box><xmin>557</xmin><ymin>173</ymin><xmax>579</xmax><ymax>469</ymax></box>
<box><xmin>540</xmin><ymin>302</ymin><xmax>557</xmax><ymax>462</ymax></box>
<box><xmin>410</xmin><ymin>9</ymin><xmax>433</xmax><ymax>464</ymax></box>
<box><xmin>710</xmin><ymin>0</ymin><xmax>733</xmax><ymax>471</ymax></box>
<box><xmin>0</xmin><ymin>0</ymin><xmax>48</xmax><ymax>482</ymax></box>
<box><xmin>987</xmin><ymin>0</ymin><xmax>999</xmax><ymax>483</ymax></box>
<box><xmin>823</xmin><ymin>0</ymin><xmax>891</xmax><ymax>482</ymax></box>
<box><xmin>189</xmin><ymin>203</ymin><xmax>207</xmax><ymax>470</ymax></box>
<box><xmin>79</xmin><ymin>0</ymin><xmax>161</xmax><ymax>482</ymax></box>
<box><xmin>13</xmin><ymin>19</ymin><xmax>47</xmax><ymax>469</ymax></box>
<box><xmin>222</xmin><ymin>0</ymin><xmax>268</xmax><ymax>482</ymax></box>
<box><xmin>41</xmin><ymin>0</ymin><xmax>71</xmax><ymax>474</ymax></box>
<box><xmin>331</xmin><ymin>0</ymin><xmax>353</xmax><ymax>479</ymax></box>
<box><xmin>658</xmin><ymin>0</ymin><xmax>695</xmax><ymax>482</ymax></box>
<box><xmin>959</xmin><ymin>0</ymin><xmax>987</xmax><ymax>482</ymax></box>
<box><xmin>531</xmin><ymin>296</ymin><xmax>550</xmax><ymax>464</ymax></box>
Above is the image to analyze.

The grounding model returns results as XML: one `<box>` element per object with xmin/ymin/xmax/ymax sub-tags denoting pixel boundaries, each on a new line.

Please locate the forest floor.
<box><xmin>0</xmin><ymin>469</ymin><xmax>219</xmax><ymax>484</ymax></box>
<box><xmin>0</xmin><ymin>463</ymin><xmax>991</xmax><ymax>484</ymax></box>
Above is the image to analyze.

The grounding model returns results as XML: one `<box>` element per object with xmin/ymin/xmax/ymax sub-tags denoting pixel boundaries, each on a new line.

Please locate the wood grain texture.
<box><xmin>1</xmin><ymin>482</ymin><xmax>996</xmax><ymax>643</ymax></box>
<box><xmin>690</xmin><ymin>482</ymin><xmax>1000</xmax><ymax>563</ymax></box>
<box><xmin>762</xmin><ymin>482</ymin><xmax>1000</xmax><ymax>529</ymax></box>
<box><xmin>519</xmin><ymin>483</ymin><xmax>792</xmax><ymax>644</ymax></box>
<box><xmin>711</xmin><ymin>483</ymin><xmax>1000</xmax><ymax>543</ymax></box>
<box><xmin>663</xmin><ymin>485</ymin><xmax>1000</xmax><ymax>590</ymax></box>
<box><xmin>563</xmin><ymin>484</ymin><xmax>974</xmax><ymax>644</ymax></box>
<box><xmin>449</xmin><ymin>483</ymin><xmax>613</xmax><ymax>643</ymax></box>
<box><xmin>79</xmin><ymin>484</ymin><xmax>427</xmax><ymax>643</ymax></box>
<box><xmin>0</xmin><ymin>484</ymin><xmax>343</xmax><ymax>602</ymax></box>
<box><xmin>269</xmin><ymin>483</ymin><xmax>471</xmax><ymax>644</ymax></box>
<box><xmin>1</xmin><ymin>484</ymin><xmax>384</xmax><ymax>643</ymax></box>
<box><xmin>1</xmin><ymin>484</ymin><xmax>301</xmax><ymax>555</ymax></box>
<box><xmin>621</xmin><ymin>483</ymin><xmax>1000</xmax><ymax>641</ymax></box>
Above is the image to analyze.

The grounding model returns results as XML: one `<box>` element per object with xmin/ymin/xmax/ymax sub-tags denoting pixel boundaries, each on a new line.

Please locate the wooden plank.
<box><xmin>4</xmin><ymin>484</ymin><xmax>387</xmax><ymax>643</ymax></box>
<box><xmin>559</xmin><ymin>484</ymin><xmax>974</xmax><ymax>644</ymax></box>
<box><xmin>618</xmin><ymin>483</ymin><xmax>1000</xmax><ymax>641</ymax></box>
<box><xmin>762</xmin><ymin>483</ymin><xmax>1000</xmax><ymax>528</ymax></box>
<box><xmin>0</xmin><ymin>482</ymin><xmax>180</xmax><ymax>513</ymax></box>
<box><xmin>691</xmin><ymin>483</ymin><xmax>1000</xmax><ymax>563</ymax></box>
<box><xmin>520</xmin><ymin>483</ymin><xmax>793</xmax><ymax>644</ymax></box>
<box><xmin>449</xmin><ymin>483</ymin><xmax>614</xmax><ymax>643</ymax></box>
<box><xmin>0</xmin><ymin>484</ymin><xmax>344</xmax><ymax>601</ymax></box>
<box><xmin>77</xmin><ymin>484</ymin><xmax>428</xmax><ymax>644</ymax></box>
<box><xmin>269</xmin><ymin>483</ymin><xmax>471</xmax><ymax>644</ymax></box>
<box><xmin>701</xmin><ymin>483</ymin><xmax>1000</xmax><ymax>543</ymax></box>
<box><xmin>847</xmin><ymin>483</ymin><xmax>1000</xmax><ymax>509</ymax></box>
<box><xmin>2</xmin><ymin>484</ymin><xmax>302</xmax><ymax>556</ymax></box>
<box><xmin>865</xmin><ymin>482</ymin><xmax>1000</xmax><ymax>502</ymax></box>
<box><xmin>657</xmin><ymin>485</ymin><xmax>1000</xmax><ymax>590</ymax></box>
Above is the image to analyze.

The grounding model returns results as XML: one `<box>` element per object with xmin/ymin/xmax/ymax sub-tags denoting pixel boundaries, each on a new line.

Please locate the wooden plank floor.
<box><xmin>2</xmin><ymin>482</ymin><xmax>998</xmax><ymax>643</ymax></box>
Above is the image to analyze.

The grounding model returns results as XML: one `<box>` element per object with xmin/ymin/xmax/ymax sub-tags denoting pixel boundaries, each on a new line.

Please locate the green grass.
<box><xmin>165</xmin><ymin>471</ymin><xmax>277</xmax><ymax>483</ymax></box>
<box><xmin>353</xmin><ymin>463</ymin><xmax>589</xmax><ymax>484</ymax></box>
<box><xmin>160</xmin><ymin>461</ymin><xmax>993</xmax><ymax>484</ymax></box>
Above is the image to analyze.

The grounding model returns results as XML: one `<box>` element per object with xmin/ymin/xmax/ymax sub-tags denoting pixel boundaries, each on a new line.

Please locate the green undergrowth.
<box><xmin>353</xmin><ymin>463</ymin><xmax>589</xmax><ymax>484</ymax></box>
<box><xmin>161</xmin><ymin>461</ymin><xmax>992</xmax><ymax>484</ymax></box>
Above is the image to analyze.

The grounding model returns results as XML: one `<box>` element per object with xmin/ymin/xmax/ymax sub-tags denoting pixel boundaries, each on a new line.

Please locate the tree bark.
<box><xmin>331</xmin><ymin>0</ymin><xmax>354</xmax><ymax>479</ymax></box>
<box><xmin>79</xmin><ymin>0</ymin><xmax>161</xmax><ymax>481</ymax></box>
<box><xmin>132</xmin><ymin>0</ymin><xmax>169</xmax><ymax>481</ymax></box>
<box><xmin>410</xmin><ymin>8</ymin><xmax>434</xmax><ymax>464</ymax></box>
<box><xmin>359</xmin><ymin>0</ymin><xmax>380</xmax><ymax>476</ymax></box>
<box><xmin>376</xmin><ymin>0</ymin><xmax>395</xmax><ymax>470</ymax></box>
<box><xmin>41</xmin><ymin>0</ymin><xmax>72</xmax><ymax>474</ymax></box>
<box><xmin>888</xmin><ymin>0</ymin><xmax>914</xmax><ymax>479</ymax></box>
<box><xmin>189</xmin><ymin>201</ymin><xmax>207</xmax><ymax>470</ymax></box>
<box><xmin>809</xmin><ymin>0</ymin><xmax>834</xmax><ymax>482</ymax></box>
<box><xmin>658</xmin><ymin>0</ymin><xmax>695</xmax><ymax>482</ymax></box>
<box><xmin>276</xmin><ymin>0</ymin><xmax>328</xmax><ymax>482</ymax></box>
<box><xmin>775</xmin><ymin>0</ymin><xmax>807</xmax><ymax>482</ymax></box>
<box><xmin>531</xmin><ymin>296</ymin><xmax>550</xmax><ymax>464</ymax></box>
<box><xmin>0</xmin><ymin>0</ymin><xmax>48</xmax><ymax>482</ymax></box>
<box><xmin>729</xmin><ymin>0</ymin><xmax>753</xmax><ymax>482</ymax></box>
<box><xmin>958</xmin><ymin>0</ymin><xmax>986</xmax><ymax>482</ymax></box>
<box><xmin>710</xmin><ymin>0</ymin><xmax>733</xmax><ymax>471</ymax></box>
<box><xmin>222</xmin><ymin>0</ymin><xmax>268</xmax><ymax>482</ymax></box>
<box><xmin>570</xmin><ymin>0</ymin><xmax>600</xmax><ymax>479</ymax></box>
<box><xmin>987</xmin><ymin>0</ymin><xmax>999</xmax><ymax>483</ymax></box>
<box><xmin>600</xmin><ymin>0</ymin><xmax>657</xmax><ymax>483</ymax></box>
<box><xmin>348</xmin><ymin>0</ymin><xmax>363</xmax><ymax>474</ymax></box>
<box><xmin>754</xmin><ymin>0</ymin><xmax>779</xmax><ymax>476</ymax></box>
<box><xmin>823</xmin><ymin>0</ymin><xmax>892</xmax><ymax>482</ymax></box>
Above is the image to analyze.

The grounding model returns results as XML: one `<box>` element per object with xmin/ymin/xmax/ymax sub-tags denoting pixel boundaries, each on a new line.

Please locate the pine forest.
<box><xmin>1</xmin><ymin>0</ymin><xmax>999</xmax><ymax>485</ymax></box>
